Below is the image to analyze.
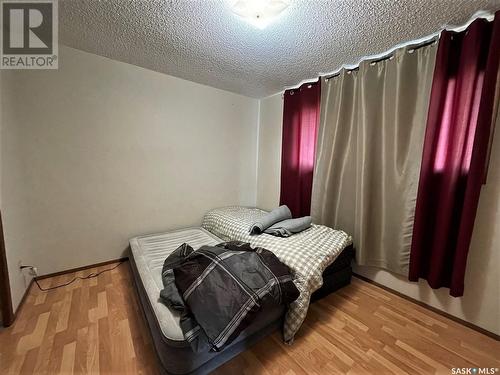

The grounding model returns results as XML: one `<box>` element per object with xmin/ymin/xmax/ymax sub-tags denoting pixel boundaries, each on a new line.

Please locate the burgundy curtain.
<box><xmin>280</xmin><ymin>81</ymin><xmax>321</xmax><ymax>217</ymax></box>
<box><xmin>409</xmin><ymin>13</ymin><xmax>500</xmax><ymax>297</ymax></box>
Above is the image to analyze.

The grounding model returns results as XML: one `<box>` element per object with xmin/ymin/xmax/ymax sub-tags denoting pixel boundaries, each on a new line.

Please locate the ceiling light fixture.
<box><xmin>229</xmin><ymin>0</ymin><xmax>290</xmax><ymax>29</ymax></box>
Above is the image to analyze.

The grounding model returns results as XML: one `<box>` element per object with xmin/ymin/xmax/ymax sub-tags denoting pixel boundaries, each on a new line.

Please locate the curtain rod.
<box><xmin>323</xmin><ymin>38</ymin><xmax>438</xmax><ymax>81</ymax></box>
<box><xmin>278</xmin><ymin>10</ymin><xmax>495</xmax><ymax>96</ymax></box>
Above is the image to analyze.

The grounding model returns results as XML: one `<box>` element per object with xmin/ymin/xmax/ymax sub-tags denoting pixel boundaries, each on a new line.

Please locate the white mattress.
<box><xmin>129</xmin><ymin>227</ymin><xmax>222</xmax><ymax>341</ymax></box>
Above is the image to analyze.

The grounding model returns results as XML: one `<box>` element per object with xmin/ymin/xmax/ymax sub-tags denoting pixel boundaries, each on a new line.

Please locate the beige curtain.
<box><xmin>311</xmin><ymin>43</ymin><xmax>437</xmax><ymax>275</ymax></box>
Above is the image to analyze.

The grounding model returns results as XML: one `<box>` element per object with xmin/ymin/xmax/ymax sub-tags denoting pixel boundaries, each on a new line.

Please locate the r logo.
<box><xmin>2</xmin><ymin>2</ymin><xmax>53</xmax><ymax>54</ymax></box>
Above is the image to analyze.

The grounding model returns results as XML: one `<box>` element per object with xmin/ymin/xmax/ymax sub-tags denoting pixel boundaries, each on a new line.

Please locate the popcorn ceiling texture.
<box><xmin>60</xmin><ymin>0</ymin><xmax>500</xmax><ymax>98</ymax></box>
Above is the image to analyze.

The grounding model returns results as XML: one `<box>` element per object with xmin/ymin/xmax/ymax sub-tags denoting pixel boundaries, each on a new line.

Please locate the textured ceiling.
<box><xmin>60</xmin><ymin>0</ymin><xmax>500</xmax><ymax>98</ymax></box>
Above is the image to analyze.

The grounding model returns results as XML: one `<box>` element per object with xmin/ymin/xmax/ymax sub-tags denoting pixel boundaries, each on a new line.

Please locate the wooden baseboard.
<box><xmin>352</xmin><ymin>273</ymin><xmax>499</xmax><ymax>341</ymax></box>
<box><xmin>36</xmin><ymin>257</ymin><xmax>129</xmax><ymax>281</ymax></box>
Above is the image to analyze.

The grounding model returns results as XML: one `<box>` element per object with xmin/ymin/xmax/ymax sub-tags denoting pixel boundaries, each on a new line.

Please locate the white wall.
<box><xmin>256</xmin><ymin>94</ymin><xmax>500</xmax><ymax>336</ymax></box>
<box><xmin>1</xmin><ymin>46</ymin><xmax>259</xmax><ymax>310</ymax></box>
<box><xmin>256</xmin><ymin>94</ymin><xmax>283</xmax><ymax>210</ymax></box>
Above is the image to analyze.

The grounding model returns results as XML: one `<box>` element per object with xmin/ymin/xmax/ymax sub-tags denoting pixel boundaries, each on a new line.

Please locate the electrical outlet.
<box><xmin>19</xmin><ymin>263</ymin><xmax>38</xmax><ymax>277</ymax></box>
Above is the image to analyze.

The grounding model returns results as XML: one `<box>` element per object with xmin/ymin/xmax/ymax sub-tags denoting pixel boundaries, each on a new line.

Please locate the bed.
<box><xmin>129</xmin><ymin>208</ymin><xmax>353</xmax><ymax>375</ymax></box>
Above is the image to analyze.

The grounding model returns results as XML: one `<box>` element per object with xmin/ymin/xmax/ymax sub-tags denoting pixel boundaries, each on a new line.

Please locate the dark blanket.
<box><xmin>159</xmin><ymin>241</ymin><xmax>299</xmax><ymax>352</ymax></box>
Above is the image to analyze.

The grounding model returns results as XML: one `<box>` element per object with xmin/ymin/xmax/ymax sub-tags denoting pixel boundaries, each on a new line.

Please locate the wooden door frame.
<box><xmin>0</xmin><ymin>209</ymin><xmax>14</xmax><ymax>326</ymax></box>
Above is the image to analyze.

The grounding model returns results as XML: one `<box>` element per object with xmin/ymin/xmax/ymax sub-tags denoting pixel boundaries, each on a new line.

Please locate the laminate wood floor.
<box><xmin>1</xmin><ymin>261</ymin><xmax>498</xmax><ymax>374</ymax></box>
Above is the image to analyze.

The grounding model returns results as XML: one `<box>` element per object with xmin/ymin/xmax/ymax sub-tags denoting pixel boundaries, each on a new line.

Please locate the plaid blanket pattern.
<box><xmin>163</xmin><ymin>241</ymin><xmax>299</xmax><ymax>351</ymax></box>
<box><xmin>202</xmin><ymin>206</ymin><xmax>352</xmax><ymax>343</ymax></box>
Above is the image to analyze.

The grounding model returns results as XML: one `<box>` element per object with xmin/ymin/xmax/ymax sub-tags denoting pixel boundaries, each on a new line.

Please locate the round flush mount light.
<box><xmin>229</xmin><ymin>0</ymin><xmax>290</xmax><ymax>29</ymax></box>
